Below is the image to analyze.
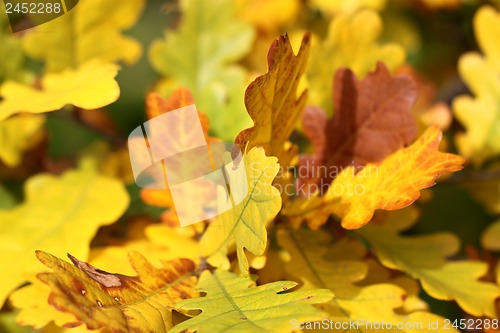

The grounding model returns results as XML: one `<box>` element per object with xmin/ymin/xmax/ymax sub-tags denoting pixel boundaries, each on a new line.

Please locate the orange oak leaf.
<box><xmin>332</xmin><ymin>126</ymin><xmax>464</xmax><ymax>229</ymax></box>
<box><xmin>298</xmin><ymin>62</ymin><xmax>418</xmax><ymax>194</ymax></box>
<box><xmin>285</xmin><ymin>126</ymin><xmax>465</xmax><ymax>229</ymax></box>
<box><xmin>35</xmin><ymin>251</ymin><xmax>197</xmax><ymax>332</ymax></box>
<box><xmin>235</xmin><ymin>33</ymin><xmax>310</xmax><ymax>167</ymax></box>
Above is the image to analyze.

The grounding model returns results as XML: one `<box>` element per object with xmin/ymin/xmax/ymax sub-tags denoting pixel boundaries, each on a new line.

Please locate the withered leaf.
<box><xmin>299</xmin><ymin>62</ymin><xmax>418</xmax><ymax>192</ymax></box>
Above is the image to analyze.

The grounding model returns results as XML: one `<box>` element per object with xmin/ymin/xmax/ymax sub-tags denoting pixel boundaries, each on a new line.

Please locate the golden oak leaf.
<box><xmin>200</xmin><ymin>147</ymin><xmax>282</xmax><ymax>274</ymax></box>
<box><xmin>0</xmin><ymin>160</ymin><xmax>129</xmax><ymax>306</ymax></box>
<box><xmin>21</xmin><ymin>0</ymin><xmax>145</xmax><ymax>72</ymax></box>
<box><xmin>236</xmin><ymin>33</ymin><xmax>310</xmax><ymax>167</ymax></box>
<box><xmin>0</xmin><ymin>61</ymin><xmax>120</xmax><ymax>121</ymax></box>
<box><xmin>298</xmin><ymin>63</ymin><xmax>418</xmax><ymax>194</ymax></box>
<box><xmin>0</xmin><ymin>114</ymin><xmax>45</xmax><ymax>167</ymax></box>
<box><xmin>307</xmin><ymin>9</ymin><xmax>405</xmax><ymax>113</ymax></box>
<box><xmin>277</xmin><ymin>227</ymin><xmax>454</xmax><ymax>332</ymax></box>
<box><xmin>358</xmin><ymin>207</ymin><xmax>500</xmax><ymax>318</ymax></box>
<box><xmin>359</xmin><ymin>259</ymin><xmax>429</xmax><ymax>313</ymax></box>
<box><xmin>453</xmin><ymin>6</ymin><xmax>500</xmax><ymax>164</ymax></box>
<box><xmin>149</xmin><ymin>0</ymin><xmax>254</xmax><ymax>141</ymax></box>
<box><xmin>285</xmin><ymin>126</ymin><xmax>464</xmax><ymax>229</ymax></box>
<box><xmin>34</xmin><ymin>251</ymin><xmax>197</xmax><ymax>332</ymax></box>
<box><xmin>10</xmin><ymin>275</ymin><xmax>81</xmax><ymax>330</ymax></box>
<box><xmin>170</xmin><ymin>269</ymin><xmax>333</xmax><ymax>333</ymax></box>
<box><xmin>331</xmin><ymin>126</ymin><xmax>464</xmax><ymax>229</ymax></box>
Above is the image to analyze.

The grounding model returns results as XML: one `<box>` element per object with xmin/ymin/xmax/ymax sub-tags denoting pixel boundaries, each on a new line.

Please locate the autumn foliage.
<box><xmin>1</xmin><ymin>0</ymin><xmax>500</xmax><ymax>332</ymax></box>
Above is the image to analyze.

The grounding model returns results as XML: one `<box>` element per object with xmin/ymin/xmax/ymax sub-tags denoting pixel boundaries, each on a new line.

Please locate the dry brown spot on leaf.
<box><xmin>68</xmin><ymin>254</ymin><xmax>122</xmax><ymax>288</ymax></box>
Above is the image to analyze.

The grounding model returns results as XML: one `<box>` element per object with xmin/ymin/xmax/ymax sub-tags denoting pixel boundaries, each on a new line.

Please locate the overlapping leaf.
<box><xmin>453</xmin><ymin>6</ymin><xmax>500</xmax><ymax>164</ymax></box>
<box><xmin>0</xmin><ymin>61</ymin><xmax>119</xmax><ymax>121</ymax></box>
<box><xmin>276</xmin><ymin>227</ymin><xmax>454</xmax><ymax>333</ymax></box>
<box><xmin>200</xmin><ymin>147</ymin><xmax>282</xmax><ymax>274</ymax></box>
<box><xmin>298</xmin><ymin>62</ymin><xmax>417</xmax><ymax>192</ymax></box>
<box><xmin>170</xmin><ymin>269</ymin><xmax>333</xmax><ymax>333</ymax></box>
<box><xmin>307</xmin><ymin>9</ymin><xmax>405</xmax><ymax>112</ymax></box>
<box><xmin>236</xmin><ymin>33</ymin><xmax>310</xmax><ymax>167</ymax></box>
<box><xmin>10</xmin><ymin>275</ymin><xmax>80</xmax><ymax>330</ymax></box>
<box><xmin>149</xmin><ymin>0</ymin><xmax>254</xmax><ymax>140</ymax></box>
<box><xmin>34</xmin><ymin>251</ymin><xmax>197</xmax><ymax>332</ymax></box>
<box><xmin>0</xmin><ymin>160</ymin><xmax>129</xmax><ymax>306</ymax></box>
<box><xmin>358</xmin><ymin>207</ymin><xmax>500</xmax><ymax>318</ymax></box>
<box><xmin>285</xmin><ymin>126</ymin><xmax>464</xmax><ymax>229</ymax></box>
<box><xmin>0</xmin><ymin>114</ymin><xmax>45</xmax><ymax>167</ymax></box>
<box><xmin>21</xmin><ymin>0</ymin><xmax>145</xmax><ymax>72</ymax></box>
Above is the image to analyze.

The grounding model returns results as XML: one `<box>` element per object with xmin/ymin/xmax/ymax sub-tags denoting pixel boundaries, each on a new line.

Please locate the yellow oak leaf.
<box><xmin>453</xmin><ymin>6</ymin><xmax>500</xmax><ymax>164</ymax></box>
<box><xmin>21</xmin><ymin>0</ymin><xmax>145</xmax><ymax>72</ymax></box>
<box><xmin>277</xmin><ymin>227</ymin><xmax>454</xmax><ymax>332</ymax></box>
<box><xmin>34</xmin><ymin>251</ymin><xmax>197</xmax><ymax>332</ymax></box>
<box><xmin>0</xmin><ymin>160</ymin><xmax>129</xmax><ymax>306</ymax></box>
<box><xmin>284</xmin><ymin>126</ymin><xmax>464</xmax><ymax>229</ymax></box>
<box><xmin>483</xmin><ymin>220</ymin><xmax>500</xmax><ymax>252</ymax></box>
<box><xmin>149</xmin><ymin>0</ymin><xmax>254</xmax><ymax>141</ymax></box>
<box><xmin>358</xmin><ymin>207</ymin><xmax>500</xmax><ymax>318</ymax></box>
<box><xmin>0</xmin><ymin>114</ymin><xmax>45</xmax><ymax>167</ymax></box>
<box><xmin>10</xmin><ymin>275</ymin><xmax>81</xmax><ymax>330</ymax></box>
<box><xmin>236</xmin><ymin>33</ymin><xmax>310</xmax><ymax>168</ymax></box>
<box><xmin>170</xmin><ymin>269</ymin><xmax>333</xmax><ymax>333</ymax></box>
<box><xmin>200</xmin><ymin>147</ymin><xmax>282</xmax><ymax>274</ymax></box>
<box><xmin>307</xmin><ymin>9</ymin><xmax>405</xmax><ymax>113</ymax></box>
<box><xmin>0</xmin><ymin>61</ymin><xmax>120</xmax><ymax>121</ymax></box>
